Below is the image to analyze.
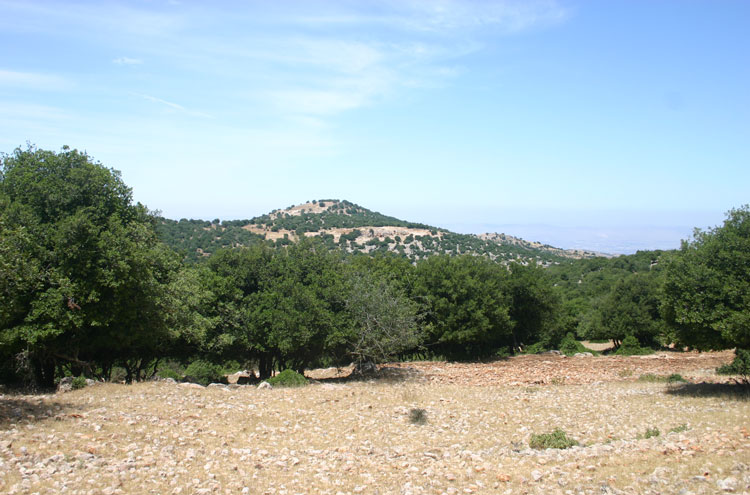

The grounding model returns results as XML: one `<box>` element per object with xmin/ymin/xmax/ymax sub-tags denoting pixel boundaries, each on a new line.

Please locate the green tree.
<box><xmin>506</xmin><ymin>263</ymin><xmax>562</xmax><ymax>350</ymax></box>
<box><xmin>345</xmin><ymin>271</ymin><xmax>421</xmax><ymax>369</ymax></box>
<box><xmin>0</xmin><ymin>146</ymin><xmax>183</xmax><ymax>387</ymax></box>
<box><xmin>587</xmin><ymin>272</ymin><xmax>665</xmax><ymax>348</ymax></box>
<box><xmin>256</xmin><ymin>238</ymin><xmax>349</xmax><ymax>375</ymax></box>
<box><xmin>662</xmin><ymin>206</ymin><xmax>750</xmax><ymax>351</ymax></box>
<box><xmin>413</xmin><ymin>255</ymin><xmax>513</xmax><ymax>359</ymax></box>
<box><xmin>203</xmin><ymin>245</ymin><xmax>274</xmax><ymax>374</ymax></box>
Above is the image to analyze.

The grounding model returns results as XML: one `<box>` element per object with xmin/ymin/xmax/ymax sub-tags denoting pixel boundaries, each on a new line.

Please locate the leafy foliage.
<box><xmin>266</xmin><ymin>369</ymin><xmax>308</xmax><ymax>387</ymax></box>
<box><xmin>614</xmin><ymin>335</ymin><xmax>655</xmax><ymax>356</ymax></box>
<box><xmin>184</xmin><ymin>360</ymin><xmax>225</xmax><ymax>386</ymax></box>
<box><xmin>559</xmin><ymin>333</ymin><xmax>586</xmax><ymax>356</ymax></box>
<box><xmin>408</xmin><ymin>408</ymin><xmax>427</xmax><ymax>425</ymax></box>
<box><xmin>71</xmin><ymin>376</ymin><xmax>87</xmax><ymax>390</ymax></box>
<box><xmin>642</xmin><ymin>427</ymin><xmax>660</xmax><ymax>439</ymax></box>
<box><xmin>413</xmin><ymin>255</ymin><xmax>513</xmax><ymax>359</ymax></box>
<box><xmin>345</xmin><ymin>271</ymin><xmax>421</xmax><ymax>367</ymax></box>
<box><xmin>2</xmin><ymin>145</ymin><xmax>746</xmax><ymax>389</ymax></box>
<box><xmin>662</xmin><ymin>206</ymin><xmax>750</xmax><ymax>351</ymax></box>
<box><xmin>0</xmin><ymin>146</ymin><xmax>190</xmax><ymax>387</ymax></box>
<box><xmin>716</xmin><ymin>349</ymin><xmax>750</xmax><ymax>383</ymax></box>
<box><xmin>529</xmin><ymin>428</ymin><xmax>579</xmax><ymax>449</ymax></box>
<box><xmin>589</xmin><ymin>273</ymin><xmax>665</xmax><ymax>348</ymax></box>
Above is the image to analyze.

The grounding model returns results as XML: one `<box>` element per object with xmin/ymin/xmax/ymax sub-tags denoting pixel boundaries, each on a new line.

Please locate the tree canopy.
<box><xmin>662</xmin><ymin>205</ymin><xmax>750</xmax><ymax>351</ymax></box>
<box><xmin>0</xmin><ymin>146</ymin><xmax>185</xmax><ymax>386</ymax></box>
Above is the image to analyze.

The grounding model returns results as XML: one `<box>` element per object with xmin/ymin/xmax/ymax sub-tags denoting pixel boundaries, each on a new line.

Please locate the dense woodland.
<box><xmin>1</xmin><ymin>146</ymin><xmax>748</xmax><ymax>388</ymax></box>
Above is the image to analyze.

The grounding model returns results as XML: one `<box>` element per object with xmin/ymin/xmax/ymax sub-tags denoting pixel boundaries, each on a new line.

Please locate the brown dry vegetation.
<box><xmin>2</xmin><ymin>352</ymin><xmax>749</xmax><ymax>495</ymax></box>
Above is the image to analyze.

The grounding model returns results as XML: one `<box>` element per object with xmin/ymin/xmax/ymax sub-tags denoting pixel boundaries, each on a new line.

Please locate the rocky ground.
<box><xmin>1</xmin><ymin>351</ymin><xmax>749</xmax><ymax>495</ymax></box>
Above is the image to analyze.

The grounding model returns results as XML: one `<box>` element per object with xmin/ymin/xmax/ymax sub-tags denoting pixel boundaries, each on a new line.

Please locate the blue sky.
<box><xmin>1</xmin><ymin>1</ymin><xmax>748</xmax><ymax>253</ymax></box>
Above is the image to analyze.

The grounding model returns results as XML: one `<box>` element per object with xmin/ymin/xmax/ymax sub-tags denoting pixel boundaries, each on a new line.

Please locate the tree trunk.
<box><xmin>258</xmin><ymin>354</ymin><xmax>273</xmax><ymax>380</ymax></box>
<box><xmin>33</xmin><ymin>356</ymin><xmax>56</xmax><ymax>390</ymax></box>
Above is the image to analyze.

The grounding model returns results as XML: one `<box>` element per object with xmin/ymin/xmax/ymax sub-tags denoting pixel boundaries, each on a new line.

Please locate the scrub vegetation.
<box><xmin>1</xmin><ymin>146</ymin><xmax>749</xmax><ymax>391</ymax></box>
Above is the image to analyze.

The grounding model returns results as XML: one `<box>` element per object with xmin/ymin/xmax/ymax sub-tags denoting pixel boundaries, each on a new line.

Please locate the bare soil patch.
<box><xmin>1</xmin><ymin>352</ymin><xmax>748</xmax><ymax>495</ymax></box>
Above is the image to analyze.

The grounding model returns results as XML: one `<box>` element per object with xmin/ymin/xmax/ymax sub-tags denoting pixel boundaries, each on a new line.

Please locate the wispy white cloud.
<box><xmin>0</xmin><ymin>0</ymin><xmax>568</xmax><ymax>160</ymax></box>
<box><xmin>294</xmin><ymin>0</ymin><xmax>568</xmax><ymax>34</ymax></box>
<box><xmin>239</xmin><ymin>1</ymin><xmax>567</xmax><ymax>117</ymax></box>
<box><xmin>0</xmin><ymin>69</ymin><xmax>72</xmax><ymax>90</ymax></box>
<box><xmin>113</xmin><ymin>57</ymin><xmax>143</xmax><ymax>65</ymax></box>
<box><xmin>135</xmin><ymin>93</ymin><xmax>213</xmax><ymax>119</ymax></box>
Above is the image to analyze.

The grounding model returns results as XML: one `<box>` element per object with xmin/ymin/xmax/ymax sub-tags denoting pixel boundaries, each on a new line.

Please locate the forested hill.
<box><xmin>156</xmin><ymin>199</ymin><xmax>607</xmax><ymax>263</ymax></box>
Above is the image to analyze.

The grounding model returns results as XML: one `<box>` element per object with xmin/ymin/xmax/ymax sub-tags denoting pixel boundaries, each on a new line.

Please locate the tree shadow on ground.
<box><xmin>0</xmin><ymin>394</ymin><xmax>76</xmax><ymax>429</ymax></box>
<box><xmin>665</xmin><ymin>381</ymin><xmax>750</xmax><ymax>400</ymax></box>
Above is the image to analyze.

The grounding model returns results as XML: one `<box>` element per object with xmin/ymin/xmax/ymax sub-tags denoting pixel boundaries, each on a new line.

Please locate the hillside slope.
<box><xmin>156</xmin><ymin>199</ymin><xmax>607</xmax><ymax>263</ymax></box>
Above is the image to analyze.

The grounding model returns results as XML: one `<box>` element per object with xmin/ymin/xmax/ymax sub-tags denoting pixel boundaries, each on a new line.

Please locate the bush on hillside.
<box><xmin>184</xmin><ymin>360</ymin><xmax>225</xmax><ymax>386</ymax></box>
<box><xmin>266</xmin><ymin>369</ymin><xmax>308</xmax><ymax>387</ymax></box>
<box><xmin>615</xmin><ymin>335</ymin><xmax>654</xmax><ymax>356</ymax></box>
<box><xmin>529</xmin><ymin>428</ymin><xmax>579</xmax><ymax>449</ymax></box>
<box><xmin>71</xmin><ymin>376</ymin><xmax>87</xmax><ymax>390</ymax></box>
<box><xmin>559</xmin><ymin>333</ymin><xmax>589</xmax><ymax>356</ymax></box>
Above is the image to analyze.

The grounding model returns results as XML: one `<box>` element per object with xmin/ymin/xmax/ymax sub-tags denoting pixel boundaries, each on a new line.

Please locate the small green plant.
<box><xmin>529</xmin><ymin>428</ymin><xmax>579</xmax><ymax>449</ymax></box>
<box><xmin>156</xmin><ymin>359</ymin><xmax>184</xmax><ymax>381</ymax></box>
<box><xmin>266</xmin><ymin>369</ymin><xmax>308</xmax><ymax>387</ymax></box>
<box><xmin>408</xmin><ymin>408</ymin><xmax>427</xmax><ymax>425</ymax></box>
<box><xmin>559</xmin><ymin>333</ymin><xmax>580</xmax><ymax>356</ymax></box>
<box><xmin>157</xmin><ymin>368</ymin><xmax>181</xmax><ymax>381</ymax></box>
<box><xmin>643</xmin><ymin>427</ymin><xmax>660</xmax><ymax>439</ymax></box>
<box><xmin>184</xmin><ymin>360</ymin><xmax>226</xmax><ymax>386</ymax></box>
<box><xmin>615</xmin><ymin>335</ymin><xmax>654</xmax><ymax>356</ymax></box>
<box><xmin>667</xmin><ymin>373</ymin><xmax>686</xmax><ymax>383</ymax></box>
<box><xmin>669</xmin><ymin>424</ymin><xmax>689</xmax><ymax>434</ymax></box>
<box><xmin>494</xmin><ymin>347</ymin><xmax>511</xmax><ymax>359</ymax></box>
<box><xmin>558</xmin><ymin>333</ymin><xmax>596</xmax><ymax>356</ymax></box>
<box><xmin>71</xmin><ymin>376</ymin><xmax>87</xmax><ymax>390</ymax></box>
<box><xmin>521</xmin><ymin>342</ymin><xmax>548</xmax><ymax>355</ymax></box>
<box><xmin>618</xmin><ymin>369</ymin><xmax>634</xmax><ymax>378</ymax></box>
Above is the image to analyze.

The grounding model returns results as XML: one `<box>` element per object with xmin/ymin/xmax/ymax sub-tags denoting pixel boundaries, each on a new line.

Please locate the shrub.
<box><xmin>157</xmin><ymin>368</ymin><xmax>181</xmax><ymax>381</ymax></box>
<box><xmin>669</xmin><ymin>424</ymin><xmax>689</xmax><ymax>434</ymax></box>
<box><xmin>409</xmin><ymin>408</ymin><xmax>427</xmax><ymax>425</ymax></box>
<box><xmin>495</xmin><ymin>347</ymin><xmax>512</xmax><ymax>359</ymax></box>
<box><xmin>266</xmin><ymin>369</ymin><xmax>308</xmax><ymax>388</ymax></box>
<box><xmin>71</xmin><ymin>376</ymin><xmax>87</xmax><ymax>390</ymax></box>
<box><xmin>522</xmin><ymin>342</ymin><xmax>548</xmax><ymax>355</ymax></box>
<box><xmin>529</xmin><ymin>428</ymin><xmax>579</xmax><ymax>449</ymax></box>
<box><xmin>615</xmin><ymin>335</ymin><xmax>654</xmax><ymax>356</ymax></box>
<box><xmin>643</xmin><ymin>427</ymin><xmax>660</xmax><ymax>439</ymax></box>
<box><xmin>559</xmin><ymin>333</ymin><xmax>590</xmax><ymax>356</ymax></box>
<box><xmin>156</xmin><ymin>360</ymin><xmax>185</xmax><ymax>381</ymax></box>
<box><xmin>184</xmin><ymin>360</ymin><xmax>225</xmax><ymax>386</ymax></box>
<box><xmin>667</xmin><ymin>373</ymin><xmax>686</xmax><ymax>383</ymax></box>
<box><xmin>716</xmin><ymin>349</ymin><xmax>750</xmax><ymax>383</ymax></box>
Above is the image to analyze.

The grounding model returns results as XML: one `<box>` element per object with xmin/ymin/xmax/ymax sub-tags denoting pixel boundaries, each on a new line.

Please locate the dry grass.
<box><xmin>1</xmin><ymin>353</ymin><xmax>749</xmax><ymax>494</ymax></box>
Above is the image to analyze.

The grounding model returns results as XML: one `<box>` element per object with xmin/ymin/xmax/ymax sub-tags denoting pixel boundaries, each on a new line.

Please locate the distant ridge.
<box><xmin>156</xmin><ymin>199</ymin><xmax>610</xmax><ymax>264</ymax></box>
